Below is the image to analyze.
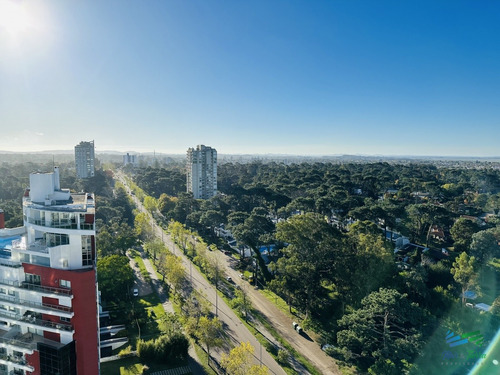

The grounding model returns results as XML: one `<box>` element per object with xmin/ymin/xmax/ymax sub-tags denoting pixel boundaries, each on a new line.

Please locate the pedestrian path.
<box><xmin>150</xmin><ymin>365</ymin><xmax>191</xmax><ymax>375</ymax></box>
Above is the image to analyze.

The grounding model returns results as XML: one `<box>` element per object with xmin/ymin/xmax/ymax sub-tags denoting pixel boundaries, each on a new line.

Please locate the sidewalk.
<box><xmin>136</xmin><ymin>249</ymin><xmax>205</xmax><ymax>375</ymax></box>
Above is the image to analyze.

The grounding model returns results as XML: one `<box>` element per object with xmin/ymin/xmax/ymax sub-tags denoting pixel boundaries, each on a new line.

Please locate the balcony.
<box><xmin>0</xmin><ymin>294</ymin><xmax>73</xmax><ymax>317</ymax></box>
<box><xmin>0</xmin><ymin>327</ymin><xmax>65</xmax><ymax>355</ymax></box>
<box><xmin>0</xmin><ymin>310</ymin><xmax>73</xmax><ymax>333</ymax></box>
<box><xmin>11</xmin><ymin>241</ymin><xmax>48</xmax><ymax>255</ymax></box>
<box><xmin>79</xmin><ymin>223</ymin><xmax>95</xmax><ymax>230</ymax></box>
<box><xmin>0</xmin><ymin>353</ymin><xmax>34</xmax><ymax>373</ymax></box>
<box><xmin>19</xmin><ymin>282</ymin><xmax>72</xmax><ymax>297</ymax></box>
<box><xmin>27</xmin><ymin>218</ymin><xmax>94</xmax><ymax>231</ymax></box>
<box><xmin>0</xmin><ymin>260</ymin><xmax>21</xmax><ymax>269</ymax></box>
<box><xmin>0</xmin><ymin>331</ymin><xmax>37</xmax><ymax>352</ymax></box>
<box><xmin>27</xmin><ymin>218</ymin><xmax>77</xmax><ymax>230</ymax></box>
<box><xmin>0</xmin><ymin>354</ymin><xmax>28</xmax><ymax>366</ymax></box>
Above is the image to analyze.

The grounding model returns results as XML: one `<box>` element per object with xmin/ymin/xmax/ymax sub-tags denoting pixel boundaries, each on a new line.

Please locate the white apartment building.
<box><xmin>123</xmin><ymin>153</ymin><xmax>137</xmax><ymax>166</ymax></box>
<box><xmin>0</xmin><ymin>167</ymin><xmax>99</xmax><ymax>375</ymax></box>
<box><xmin>74</xmin><ymin>141</ymin><xmax>95</xmax><ymax>179</ymax></box>
<box><xmin>186</xmin><ymin>145</ymin><xmax>217</xmax><ymax>199</ymax></box>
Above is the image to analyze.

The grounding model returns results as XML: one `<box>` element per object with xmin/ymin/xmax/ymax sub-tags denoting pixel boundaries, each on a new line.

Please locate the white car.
<box><xmin>321</xmin><ymin>344</ymin><xmax>334</xmax><ymax>351</ymax></box>
<box><xmin>133</xmin><ymin>288</ymin><xmax>139</xmax><ymax>297</ymax></box>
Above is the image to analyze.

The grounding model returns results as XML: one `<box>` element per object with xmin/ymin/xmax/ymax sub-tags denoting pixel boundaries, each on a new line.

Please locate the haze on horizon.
<box><xmin>1</xmin><ymin>1</ymin><xmax>499</xmax><ymax>157</ymax></box>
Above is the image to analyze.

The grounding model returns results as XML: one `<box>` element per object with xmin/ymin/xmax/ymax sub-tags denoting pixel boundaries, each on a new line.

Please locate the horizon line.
<box><xmin>1</xmin><ymin>149</ymin><xmax>500</xmax><ymax>160</ymax></box>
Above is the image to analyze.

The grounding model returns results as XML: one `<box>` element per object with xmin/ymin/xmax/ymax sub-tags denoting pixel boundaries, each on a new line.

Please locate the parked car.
<box><xmin>133</xmin><ymin>288</ymin><xmax>139</xmax><ymax>297</ymax></box>
<box><xmin>296</xmin><ymin>325</ymin><xmax>303</xmax><ymax>334</ymax></box>
<box><xmin>226</xmin><ymin>276</ymin><xmax>233</xmax><ymax>283</ymax></box>
<box><xmin>321</xmin><ymin>344</ymin><xmax>334</xmax><ymax>351</ymax></box>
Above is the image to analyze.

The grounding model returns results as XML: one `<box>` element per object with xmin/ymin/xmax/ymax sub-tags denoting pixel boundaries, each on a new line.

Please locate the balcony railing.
<box><xmin>80</xmin><ymin>223</ymin><xmax>95</xmax><ymax>230</ymax></box>
<box><xmin>0</xmin><ymin>353</ymin><xmax>28</xmax><ymax>366</ymax></box>
<box><xmin>0</xmin><ymin>260</ymin><xmax>21</xmax><ymax>269</ymax></box>
<box><xmin>27</xmin><ymin>218</ymin><xmax>94</xmax><ymax>231</ymax></box>
<box><xmin>0</xmin><ymin>333</ymin><xmax>37</xmax><ymax>351</ymax></box>
<box><xmin>27</xmin><ymin>218</ymin><xmax>77</xmax><ymax>229</ymax></box>
<box><xmin>0</xmin><ymin>294</ymin><xmax>72</xmax><ymax>314</ymax></box>
<box><xmin>11</xmin><ymin>240</ymin><xmax>49</xmax><ymax>254</ymax></box>
<box><xmin>19</xmin><ymin>282</ymin><xmax>72</xmax><ymax>296</ymax></box>
<box><xmin>0</xmin><ymin>310</ymin><xmax>73</xmax><ymax>332</ymax></box>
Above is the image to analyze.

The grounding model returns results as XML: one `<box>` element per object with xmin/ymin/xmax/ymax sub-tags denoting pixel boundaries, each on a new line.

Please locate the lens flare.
<box><xmin>0</xmin><ymin>1</ymin><xmax>33</xmax><ymax>36</ymax></box>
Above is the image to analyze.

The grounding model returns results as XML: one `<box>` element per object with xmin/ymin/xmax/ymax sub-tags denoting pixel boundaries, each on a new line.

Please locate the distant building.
<box><xmin>75</xmin><ymin>140</ymin><xmax>95</xmax><ymax>178</ymax></box>
<box><xmin>0</xmin><ymin>167</ymin><xmax>99</xmax><ymax>374</ymax></box>
<box><xmin>123</xmin><ymin>153</ymin><xmax>137</xmax><ymax>166</ymax></box>
<box><xmin>186</xmin><ymin>145</ymin><xmax>217</xmax><ymax>199</ymax></box>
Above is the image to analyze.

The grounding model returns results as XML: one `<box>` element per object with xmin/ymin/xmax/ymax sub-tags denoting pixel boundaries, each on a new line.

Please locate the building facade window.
<box><xmin>60</xmin><ymin>280</ymin><xmax>71</xmax><ymax>289</ymax></box>
<box><xmin>81</xmin><ymin>236</ymin><xmax>93</xmax><ymax>266</ymax></box>
<box><xmin>44</xmin><ymin>233</ymin><xmax>69</xmax><ymax>247</ymax></box>
<box><xmin>25</xmin><ymin>273</ymin><xmax>41</xmax><ymax>285</ymax></box>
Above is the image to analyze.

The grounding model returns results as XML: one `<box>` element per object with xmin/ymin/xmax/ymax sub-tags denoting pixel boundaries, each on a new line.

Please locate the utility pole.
<box><xmin>260</xmin><ymin>342</ymin><xmax>262</xmax><ymax>365</ymax></box>
<box><xmin>215</xmin><ymin>272</ymin><xmax>219</xmax><ymax>317</ymax></box>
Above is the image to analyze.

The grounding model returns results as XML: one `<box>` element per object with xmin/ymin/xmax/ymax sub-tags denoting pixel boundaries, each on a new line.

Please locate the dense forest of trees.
<box><xmin>3</xmin><ymin>159</ymin><xmax>500</xmax><ymax>374</ymax></box>
<box><xmin>132</xmin><ymin>161</ymin><xmax>500</xmax><ymax>374</ymax></box>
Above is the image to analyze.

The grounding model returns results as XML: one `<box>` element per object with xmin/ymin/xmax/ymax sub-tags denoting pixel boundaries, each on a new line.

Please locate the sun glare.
<box><xmin>0</xmin><ymin>0</ymin><xmax>33</xmax><ymax>36</ymax></box>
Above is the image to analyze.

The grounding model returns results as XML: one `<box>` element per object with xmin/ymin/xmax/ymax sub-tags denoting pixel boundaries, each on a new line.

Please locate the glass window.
<box><xmin>81</xmin><ymin>236</ymin><xmax>93</xmax><ymax>266</ymax></box>
<box><xmin>60</xmin><ymin>280</ymin><xmax>71</xmax><ymax>289</ymax></box>
<box><xmin>25</xmin><ymin>273</ymin><xmax>41</xmax><ymax>285</ymax></box>
<box><xmin>44</xmin><ymin>233</ymin><xmax>69</xmax><ymax>247</ymax></box>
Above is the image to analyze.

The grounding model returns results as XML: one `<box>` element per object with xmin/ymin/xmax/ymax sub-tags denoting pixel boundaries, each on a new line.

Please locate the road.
<box><xmin>221</xmin><ymin>254</ymin><xmax>340</xmax><ymax>375</ymax></box>
<box><xmin>116</xmin><ymin>172</ymin><xmax>286</xmax><ymax>375</ymax></box>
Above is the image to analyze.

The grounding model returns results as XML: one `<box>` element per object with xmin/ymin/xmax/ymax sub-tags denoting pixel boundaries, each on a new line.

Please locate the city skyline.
<box><xmin>1</xmin><ymin>1</ymin><xmax>499</xmax><ymax>156</ymax></box>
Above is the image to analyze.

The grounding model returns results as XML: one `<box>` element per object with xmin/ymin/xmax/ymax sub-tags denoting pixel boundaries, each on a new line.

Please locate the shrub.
<box><xmin>136</xmin><ymin>339</ymin><xmax>155</xmax><ymax>361</ymax></box>
<box><xmin>137</xmin><ymin>333</ymin><xmax>189</xmax><ymax>364</ymax></box>
<box><xmin>264</xmin><ymin>341</ymin><xmax>278</xmax><ymax>356</ymax></box>
<box><xmin>118</xmin><ymin>345</ymin><xmax>133</xmax><ymax>358</ymax></box>
<box><xmin>277</xmin><ymin>349</ymin><xmax>289</xmax><ymax>365</ymax></box>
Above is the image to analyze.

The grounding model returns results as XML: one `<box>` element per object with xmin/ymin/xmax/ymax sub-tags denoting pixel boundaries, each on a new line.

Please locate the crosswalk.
<box><xmin>150</xmin><ymin>365</ymin><xmax>192</xmax><ymax>375</ymax></box>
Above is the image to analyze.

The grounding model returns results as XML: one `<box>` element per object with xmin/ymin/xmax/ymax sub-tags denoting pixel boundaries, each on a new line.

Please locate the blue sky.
<box><xmin>0</xmin><ymin>0</ymin><xmax>499</xmax><ymax>156</ymax></box>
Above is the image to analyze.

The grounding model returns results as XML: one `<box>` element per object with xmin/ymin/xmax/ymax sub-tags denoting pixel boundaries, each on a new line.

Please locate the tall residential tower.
<box><xmin>186</xmin><ymin>145</ymin><xmax>217</xmax><ymax>199</ymax></box>
<box><xmin>0</xmin><ymin>167</ymin><xmax>99</xmax><ymax>375</ymax></box>
<box><xmin>74</xmin><ymin>141</ymin><xmax>95</xmax><ymax>179</ymax></box>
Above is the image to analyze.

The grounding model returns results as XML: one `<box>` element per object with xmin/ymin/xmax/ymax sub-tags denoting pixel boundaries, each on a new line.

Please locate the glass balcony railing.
<box><xmin>0</xmin><ymin>310</ymin><xmax>73</xmax><ymax>332</ymax></box>
<box><xmin>0</xmin><ymin>332</ymin><xmax>37</xmax><ymax>351</ymax></box>
<box><xmin>0</xmin><ymin>353</ymin><xmax>28</xmax><ymax>366</ymax></box>
<box><xmin>79</xmin><ymin>223</ymin><xmax>95</xmax><ymax>230</ymax></box>
<box><xmin>11</xmin><ymin>240</ymin><xmax>49</xmax><ymax>254</ymax></box>
<box><xmin>27</xmin><ymin>218</ymin><xmax>94</xmax><ymax>231</ymax></box>
<box><xmin>0</xmin><ymin>294</ymin><xmax>72</xmax><ymax>314</ymax></box>
<box><xmin>0</xmin><ymin>260</ymin><xmax>21</xmax><ymax>269</ymax></box>
<box><xmin>19</xmin><ymin>282</ymin><xmax>72</xmax><ymax>296</ymax></box>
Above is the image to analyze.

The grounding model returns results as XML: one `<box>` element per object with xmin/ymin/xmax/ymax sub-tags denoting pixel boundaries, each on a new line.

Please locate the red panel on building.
<box><xmin>23</xmin><ymin>264</ymin><xmax>99</xmax><ymax>375</ymax></box>
<box><xmin>44</xmin><ymin>330</ymin><xmax>61</xmax><ymax>342</ymax></box>
<box><xmin>42</xmin><ymin>296</ymin><xmax>58</xmax><ymax>304</ymax></box>
<box><xmin>26</xmin><ymin>351</ymin><xmax>41</xmax><ymax>375</ymax></box>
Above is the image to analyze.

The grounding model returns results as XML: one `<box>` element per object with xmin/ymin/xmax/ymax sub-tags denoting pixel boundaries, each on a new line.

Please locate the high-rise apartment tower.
<box><xmin>0</xmin><ymin>167</ymin><xmax>99</xmax><ymax>374</ymax></box>
<box><xmin>186</xmin><ymin>145</ymin><xmax>217</xmax><ymax>199</ymax></box>
<box><xmin>74</xmin><ymin>141</ymin><xmax>95</xmax><ymax>179</ymax></box>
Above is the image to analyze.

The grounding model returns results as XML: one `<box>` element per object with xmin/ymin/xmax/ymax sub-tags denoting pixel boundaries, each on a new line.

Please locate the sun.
<box><xmin>0</xmin><ymin>0</ymin><xmax>33</xmax><ymax>36</ymax></box>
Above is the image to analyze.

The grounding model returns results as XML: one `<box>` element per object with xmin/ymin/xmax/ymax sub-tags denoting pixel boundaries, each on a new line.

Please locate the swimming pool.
<box><xmin>0</xmin><ymin>236</ymin><xmax>19</xmax><ymax>250</ymax></box>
